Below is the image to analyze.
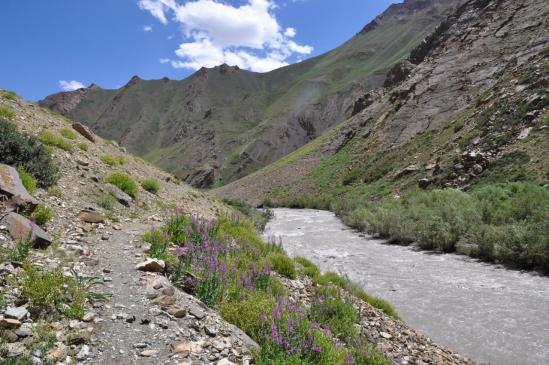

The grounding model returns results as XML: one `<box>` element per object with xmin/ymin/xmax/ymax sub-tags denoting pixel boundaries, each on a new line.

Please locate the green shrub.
<box><xmin>0</xmin><ymin>120</ymin><xmax>58</xmax><ymax>188</ymax></box>
<box><xmin>221</xmin><ymin>292</ymin><xmax>275</xmax><ymax>340</ymax></box>
<box><xmin>295</xmin><ymin>256</ymin><xmax>321</xmax><ymax>280</ymax></box>
<box><xmin>143</xmin><ymin>229</ymin><xmax>171</xmax><ymax>261</ymax></box>
<box><xmin>47</xmin><ymin>186</ymin><xmax>63</xmax><ymax>197</ymax></box>
<box><xmin>141</xmin><ymin>178</ymin><xmax>160</xmax><ymax>194</ymax></box>
<box><xmin>342</xmin><ymin>168</ymin><xmax>363</xmax><ymax>186</ymax></box>
<box><xmin>3</xmin><ymin>90</ymin><xmax>18</xmax><ymax>101</ymax></box>
<box><xmin>17</xmin><ymin>262</ymin><xmax>88</xmax><ymax>319</ymax></box>
<box><xmin>105</xmin><ymin>172</ymin><xmax>137</xmax><ymax>197</ymax></box>
<box><xmin>78</xmin><ymin>143</ymin><xmax>88</xmax><ymax>151</ymax></box>
<box><xmin>7</xmin><ymin>236</ymin><xmax>33</xmax><ymax>262</ymax></box>
<box><xmin>311</xmin><ymin>288</ymin><xmax>359</xmax><ymax>341</ymax></box>
<box><xmin>351</xmin><ymin>288</ymin><xmax>399</xmax><ymax>319</ymax></box>
<box><xmin>97</xmin><ymin>194</ymin><xmax>116</xmax><ymax>210</ymax></box>
<box><xmin>59</xmin><ymin>128</ymin><xmax>77</xmax><ymax>140</ymax></box>
<box><xmin>268</xmin><ymin>252</ymin><xmax>297</xmax><ymax>279</ymax></box>
<box><xmin>31</xmin><ymin>205</ymin><xmax>54</xmax><ymax>227</ymax></box>
<box><xmin>100</xmin><ymin>154</ymin><xmax>125</xmax><ymax>166</ymax></box>
<box><xmin>316</xmin><ymin>272</ymin><xmax>350</xmax><ymax>289</ymax></box>
<box><xmin>16</xmin><ymin>167</ymin><xmax>37</xmax><ymax>193</ymax></box>
<box><xmin>39</xmin><ymin>130</ymin><xmax>73</xmax><ymax>152</ymax></box>
<box><xmin>223</xmin><ymin>198</ymin><xmax>272</xmax><ymax>231</ymax></box>
<box><xmin>0</xmin><ymin>106</ymin><xmax>15</xmax><ymax>119</ymax></box>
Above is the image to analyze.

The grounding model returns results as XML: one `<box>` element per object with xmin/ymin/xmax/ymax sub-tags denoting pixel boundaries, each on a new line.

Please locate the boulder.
<box><xmin>3</xmin><ymin>212</ymin><xmax>52</xmax><ymax>248</ymax></box>
<box><xmin>135</xmin><ymin>258</ymin><xmax>165</xmax><ymax>273</ymax></box>
<box><xmin>0</xmin><ymin>164</ymin><xmax>38</xmax><ymax>207</ymax></box>
<box><xmin>4</xmin><ymin>306</ymin><xmax>29</xmax><ymax>321</ymax></box>
<box><xmin>106</xmin><ymin>184</ymin><xmax>133</xmax><ymax>206</ymax></box>
<box><xmin>72</xmin><ymin>123</ymin><xmax>95</xmax><ymax>143</ymax></box>
<box><xmin>0</xmin><ymin>316</ymin><xmax>21</xmax><ymax>329</ymax></box>
<box><xmin>78</xmin><ymin>208</ymin><xmax>105</xmax><ymax>223</ymax></box>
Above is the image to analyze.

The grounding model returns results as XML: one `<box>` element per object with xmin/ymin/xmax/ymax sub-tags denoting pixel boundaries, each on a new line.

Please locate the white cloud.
<box><xmin>140</xmin><ymin>0</ymin><xmax>312</xmax><ymax>73</ymax></box>
<box><xmin>59</xmin><ymin>80</ymin><xmax>85</xmax><ymax>91</ymax></box>
<box><xmin>143</xmin><ymin>25</ymin><xmax>153</xmax><ymax>32</ymax></box>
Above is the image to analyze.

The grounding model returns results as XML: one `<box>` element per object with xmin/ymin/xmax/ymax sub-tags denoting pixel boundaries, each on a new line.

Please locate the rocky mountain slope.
<box><xmin>0</xmin><ymin>93</ymin><xmax>480</xmax><ymax>364</ymax></box>
<box><xmin>40</xmin><ymin>0</ymin><xmax>463</xmax><ymax>188</ymax></box>
<box><xmin>215</xmin><ymin>0</ymin><xmax>549</xmax><ymax>205</ymax></box>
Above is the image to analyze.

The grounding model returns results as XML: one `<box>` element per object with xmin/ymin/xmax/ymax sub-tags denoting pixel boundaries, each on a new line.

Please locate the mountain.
<box><xmin>215</xmin><ymin>0</ymin><xmax>549</xmax><ymax>204</ymax></box>
<box><xmin>39</xmin><ymin>0</ymin><xmax>463</xmax><ymax>188</ymax></box>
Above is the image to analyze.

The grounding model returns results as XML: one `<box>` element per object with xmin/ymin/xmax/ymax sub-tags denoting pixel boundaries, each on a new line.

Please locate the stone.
<box><xmin>3</xmin><ymin>212</ymin><xmax>52</xmax><ymax>248</ymax></box>
<box><xmin>76</xmin><ymin>345</ymin><xmax>91</xmax><ymax>360</ymax></box>
<box><xmin>82</xmin><ymin>312</ymin><xmax>95</xmax><ymax>322</ymax></box>
<box><xmin>189</xmin><ymin>306</ymin><xmax>206</xmax><ymax>320</ymax></box>
<box><xmin>135</xmin><ymin>258</ymin><xmax>165</xmax><ymax>273</ymax></box>
<box><xmin>380</xmin><ymin>331</ymin><xmax>393</xmax><ymax>339</ymax></box>
<box><xmin>4</xmin><ymin>306</ymin><xmax>29</xmax><ymax>320</ymax></box>
<box><xmin>67</xmin><ymin>330</ymin><xmax>91</xmax><ymax>345</ymax></box>
<box><xmin>517</xmin><ymin>127</ymin><xmax>532</xmax><ymax>140</ymax></box>
<box><xmin>140</xmin><ymin>349</ymin><xmax>157</xmax><ymax>357</ymax></box>
<box><xmin>106</xmin><ymin>184</ymin><xmax>133</xmax><ymax>206</ymax></box>
<box><xmin>418</xmin><ymin>178</ymin><xmax>430</xmax><ymax>189</ymax></box>
<box><xmin>78</xmin><ymin>208</ymin><xmax>104</xmax><ymax>223</ymax></box>
<box><xmin>72</xmin><ymin>123</ymin><xmax>95</xmax><ymax>143</ymax></box>
<box><xmin>4</xmin><ymin>342</ymin><xmax>26</xmax><ymax>357</ymax></box>
<box><xmin>471</xmin><ymin>164</ymin><xmax>483</xmax><ymax>175</ymax></box>
<box><xmin>151</xmin><ymin>295</ymin><xmax>176</xmax><ymax>307</ymax></box>
<box><xmin>217</xmin><ymin>357</ymin><xmax>235</xmax><ymax>365</ymax></box>
<box><xmin>0</xmin><ymin>315</ymin><xmax>22</xmax><ymax>329</ymax></box>
<box><xmin>393</xmin><ymin>164</ymin><xmax>420</xmax><ymax>179</ymax></box>
<box><xmin>0</xmin><ymin>164</ymin><xmax>38</xmax><ymax>207</ymax></box>
<box><xmin>45</xmin><ymin>342</ymin><xmax>67</xmax><ymax>362</ymax></box>
<box><xmin>205</xmin><ymin>325</ymin><xmax>218</xmax><ymax>337</ymax></box>
<box><xmin>167</xmin><ymin>305</ymin><xmax>186</xmax><ymax>318</ymax></box>
<box><xmin>171</xmin><ymin>341</ymin><xmax>191</xmax><ymax>356</ymax></box>
<box><xmin>15</xmin><ymin>323</ymin><xmax>34</xmax><ymax>338</ymax></box>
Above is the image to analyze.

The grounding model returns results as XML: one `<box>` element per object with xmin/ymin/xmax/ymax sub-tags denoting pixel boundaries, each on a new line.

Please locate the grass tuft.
<box><xmin>100</xmin><ymin>154</ymin><xmax>125</xmax><ymax>166</ymax></box>
<box><xmin>105</xmin><ymin>172</ymin><xmax>138</xmax><ymax>197</ymax></box>
<box><xmin>59</xmin><ymin>128</ymin><xmax>77</xmax><ymax>140</ymax></box>
<box><xmin>39</xmin><ymin>130</ymin><xmax>73</xmax><ymax>152</ymax></box>
<box><xmin>141</xmin><ymin>178</ymin><xmax>160</xmax><ymax>194</ymax></box>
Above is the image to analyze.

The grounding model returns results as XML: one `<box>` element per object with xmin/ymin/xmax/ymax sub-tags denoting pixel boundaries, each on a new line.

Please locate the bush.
<box><xmin>3</xmin><ymin>90</ymin><xmax>18</xmax><ymax>101</ymax></box>
<box><xmin>105</xmin><ymin>172</ymin><xmax>138</xmax><ymax>197</ymax></box>
<box><xmin>16</xmin><ymin>167</ymin><xmax>37</xmax><ymax>193</ymax></box>
<box><xmin>100</xmin><ymin>154</ymin><xmax>125</xmax><ymax>166</ymax></box>
<box><xmin>295</xmin><ymin>256</ymin><xmax>321</xmax><ymax>280</ymax></box>
<box><xmin>59</xmin><ymin>128</ymin><xmax>77</xmax><ymax>140</ymax></box>
<box><xmin>0</xmin><ymin>106</ymin><xmax>15</xmax><ymax>119</ymax></box>
<box><xmin>7</xmin><ymin>236</ymin><xmax>33</xmax><ymax>262</ymax></box>
<box><xmin>268</xmin><ymin>252</ymin><xmax>297</xmax><ymax>279</ymax></box>
<box><xmin>39</xmin><ymin>130</ymin><xmax>73</xmax><ymax>151</ymax></box>
<box><xmin>97</xmin><ymin>194</ymin><xmax>116</xmax><ymax>210</ymax></box>
<box><xmin>142</xmin><ymin>229</ymin><xmax>171</xmax><ymax>261</ymax></box>
<box><xmin>0</xmin><ymin>119</ymin><xmax>58</xmax><ymax>187</ymax></box>
<box><xmin>78</xmin><ymin>143</ymin><xmax>88</xmax><ymax>151</ymax></box>
<box><xmin>223</xmin><ymin>198</ymin><xmax>272</xmax><ymax>231</ymax></box>
<box><xmin>311</xmin><ymin>288</ymin><xmax>359</xmax><ymax>341</ymax></box>
<box><xmin>31</xmin><ymin>205</ymin><xmax>54</xmax><ymax>227</ymax></box>
<box><xmin>48</xmin><ymin>186</ymin><xmax>63</xmax><ymax>197</ymax></box>
<box><xmin>220</xmin><ymin>292</ymin><xmax>274</xmax><ymax>340</ymax></box>
<box><xmin>141</xmin><ymin>178</ymin><xmax>160</xmax><ymax>194</ymax></box>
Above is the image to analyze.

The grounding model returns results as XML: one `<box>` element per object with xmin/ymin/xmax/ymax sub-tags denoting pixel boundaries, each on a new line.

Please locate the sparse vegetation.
<box><xmin>2</xmin><ymin>90</ymin><xmax>18</xmax><ymax>101</ymax></box>
<box><xmin>16</xmin><ymin>166</ymin><xmax>37</xmax><ymax>193</ymax></box>
<box><xmin>78</xmin><ymin>142</ymin><xmax>89</xmax><ymax>151</ymax></box>
<box><xmin>59</xmin><ymin>127</ymin><xmax>77</xmax><ymax>140</ymax></box>
<box><xmin>30</xmin><ymin>204</ymin><xmax>54</xmax><ymax>227</ymax></box>
<box><xmin>141</xmin><ymin>178</ymin><xmax>160</xmax><ymax>194</ymax></box>
<box><xmin>48</xmin><ymin>186</ymin><xmax>63</xmax><ymax>197</ymax></box>
<box><xmin>268</xmin><ymin>252</ymin><xmax>297</xmax><ymax>279</ymax></box>
<box><xmin>100</xmin><ymin>154</ymin><xmax>125</xmax><ymax>166</ymax></box>
<box><xmin>39</xmin><ymin>130</ymin><xmax>73</xmax><ymax>152</ymax></box>
<box><xmin>105</xmin><ymin>172</ymin><xmax>138</xmax><ymax>197</ymax></box>
<box><xmin>7</xmin><ymin>235</ymin><xmax>33</xmax><ymax>262</ymax></box>
<box><xmin>0</xmin><ymin>118</ymin><xmax>58</xmax><ymax>187</ymax></box>
<box><xmin>0</xmin><ymin>106</ymin><xmax>15</xmax><ymax>119</ymax></box>
<box><xmin>97</xmin><ymin>194</ymin><xmax>116</xmax><ymax>210</ymax></box>
<box><xmin>223</xmin><ymin>198</ymin><xmax>273</xmax><ymax>230</ymax></box>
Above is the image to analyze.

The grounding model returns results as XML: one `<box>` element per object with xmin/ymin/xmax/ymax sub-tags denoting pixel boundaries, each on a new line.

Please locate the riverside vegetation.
<box><xmin>143</xmin><ymin>209</ymin><xmax>398</xmax><ymax>365</ymax></box>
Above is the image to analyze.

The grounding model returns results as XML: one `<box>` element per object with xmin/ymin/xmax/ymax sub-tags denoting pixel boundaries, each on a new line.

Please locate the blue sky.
<box><xmin>0</xmin><ymin>0</ymin><xmax>399</xmax><ymax>101</ymax></box>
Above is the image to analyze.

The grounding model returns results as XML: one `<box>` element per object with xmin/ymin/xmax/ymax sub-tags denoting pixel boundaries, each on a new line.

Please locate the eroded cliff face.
<box><xmin>214</xmin><ymin>0</ymin><xmax>549</xmax><ymax>204</ymax></box>
<box><xmin>39</xmin><ymin>0</ymin><xmax>462</xmax><ymax>188</ymax></box>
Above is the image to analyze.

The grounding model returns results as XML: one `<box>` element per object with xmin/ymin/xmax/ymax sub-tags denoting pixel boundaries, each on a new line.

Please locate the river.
<box><xmin>263</xmin><ymin>208</ymin><xmax>549</xmax><ymax>365</ymax></box>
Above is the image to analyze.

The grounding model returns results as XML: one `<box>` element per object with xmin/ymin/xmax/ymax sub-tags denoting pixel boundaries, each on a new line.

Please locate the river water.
<box><xmin>263</xmin><ymin>208</ymin><xmax>549</xmax><ymax>365</ymax></box>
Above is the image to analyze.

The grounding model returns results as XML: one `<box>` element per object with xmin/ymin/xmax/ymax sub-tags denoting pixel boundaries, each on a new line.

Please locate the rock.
<box><xmin>189</xmin><ymin>306</ymin><xmax>206</xmax><ymax>320</ymax></box>
<box><xmin>4</xmin><ymin>342</ymin><xmax>26</xmax><ymax>357</ymax></box>
<box><xmin>78</xmin><ymin>208</ymin><xmax>105</xmax><ymax>223</ymax></box>
<box><xmin>167</xmin><ymin>305</ymin><xmax>186</xmax><ymax>318</ymax></box>
<box><xmin>82</xmin><ymin>312</ymin><xmax>96</xmax><ymax>322</ymax></box>
<box><xmin>394</xmin><ymin>164</ymin><xmax>420</xmax><ymax>179</ymax></box>
<box><xmin>106</xmin><ymin>184</ymin><xmax>133</xmax><ymax>206</ymax></box>
<box><xmin>205</xmin><ymin>325</ymin><xmax>218</xmax><ymax>337</ymax></box>
<box><xmin>139</xmin><ymin>349</ymin><xmax>157</xmax><ymax>357</ymax></box>
<box><xmin>217</xmin><ymin>357</ymin><xmax>235</xmax><ymax>365</ymax></box>
<box><xmin>135</xmin><ymin>258</ymin><xmax>165</xmax><ymax>273</ymax></box>
<box><xmin>72</xmin><ymin>123</ymin><xmax>95</xmax><ymax>142</ymax></box>
<box><xmin>45</xmin><ymin>342</ymin><xmax>67</xmax><ymax>362</ymax></box>
<box><xmin>517</xmin><ymin>127</ymin><xmax>532</xmax><ymax>139</ymax></box>
<box><xmin>4</xmin><ymin>306</ymin><xmax>29</xmax><ymax>320</ymax></box>
<box><xmin>380</xmin><ymin>331</ymin><xmax>393</xmax><ymax>339</ymax></box>
<box><xmin>15</xmin><ymin>323</ymin><xmax>34</xmax><ymax>338</ymax></box>
<box><xmin>418</xmin><ymin>178</ymin><xmax>430</xmax><ymax>189</ymax></box>
<box><xmin>151</xmin><ymin>295</ymin><xmax>176</xmax><ymax>307</ymax></box>
<box><xmin>171</xmin><ymin>341</ymin><xmax>191</xmax><ymax>356</ymax></box>
<box><xmin>3</xmin><ymin>212</ymin><xmax>52</xmax><ymax>248</ymax></box>
<box><xmin>471</xmin><ymin>164</ymin><xmax>483</xmax><ymax>175</ymax></box>
<box><xmin>0</xmin><ymin>164</ymin><xmax>38</xmax><ymax>207</ymax></box>
<box><xmin>150</xmin><ymin>275</ymin><xmax>175</xmax><ymax>296</ymax></box>
<box><xmin>76</xmin><ymin>345</ymin><xmax>91</xmax><ymax>360</ymax></box>
<box><xmin>0</xmin><ymin>315</ymin><xmax>22</xmax><ymax>329</ymax></box>
<box><xmin>67</xmin><ymin>330</ymin><xmax>91</xmax><ymax>345</ymax></box>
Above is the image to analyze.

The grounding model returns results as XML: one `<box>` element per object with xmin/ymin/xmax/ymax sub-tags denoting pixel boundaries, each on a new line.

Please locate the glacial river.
<box><xmin>263</xmin><ymin>208</ymin><xmax>549</xmax><ymax>365</ymax></box>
